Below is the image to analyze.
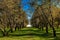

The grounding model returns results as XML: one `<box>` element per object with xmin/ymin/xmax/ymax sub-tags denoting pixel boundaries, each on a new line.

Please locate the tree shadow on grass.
<box><xmin>9</xmin><ymin>30</ymin><xmax>60</xmax><ymax>40</ymax></box>
<box><xmin>9</xmin><ymin>30</ymin><xmax>54</xmax><ymax>39</ymax></box>
<box><xmin>0</xmin><ymin>29</ymin><xmax>60</xmax><ymax>40</ymax></box>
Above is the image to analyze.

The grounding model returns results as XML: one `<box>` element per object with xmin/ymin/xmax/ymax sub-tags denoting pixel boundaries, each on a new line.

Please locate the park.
<box><xmin>0</xmin><ymin>0</ymin><xmax>60</xmax><ymax>40</ymax></box>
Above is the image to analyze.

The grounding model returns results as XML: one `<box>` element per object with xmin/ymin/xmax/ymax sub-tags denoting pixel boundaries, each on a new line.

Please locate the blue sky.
<box><xmin>20</xmin><ymin>0</ymin><xmax>42</xmax><ymax>20</ymax></box>
<box><xmin>20</xmin><ymin>0</ymin><xmax>60</xmax><ymax>20</ymax></box>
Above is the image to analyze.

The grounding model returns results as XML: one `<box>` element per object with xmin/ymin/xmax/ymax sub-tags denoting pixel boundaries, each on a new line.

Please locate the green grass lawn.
<box><xmin>0</xmin><ymin>27</ymin><xmax>60</xmax><ymax>40</ymax></box>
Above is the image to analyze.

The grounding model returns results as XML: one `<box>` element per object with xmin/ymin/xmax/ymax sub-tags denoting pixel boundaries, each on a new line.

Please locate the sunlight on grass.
<box><xmin>0</xmin><ymin>36</ymin><xmax>54</xmax><ymax>40</ymax></box>
<box><xmin>0</xmin><ymin>27</ymin><xmax>60</xmax><ymax>40</ymax></box>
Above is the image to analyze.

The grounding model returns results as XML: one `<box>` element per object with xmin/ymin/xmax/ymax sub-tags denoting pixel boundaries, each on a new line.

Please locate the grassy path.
<box><xmin>0</xmin><ymin>27</ymin><xmax>60</xmax><ymax>40</ymax></box>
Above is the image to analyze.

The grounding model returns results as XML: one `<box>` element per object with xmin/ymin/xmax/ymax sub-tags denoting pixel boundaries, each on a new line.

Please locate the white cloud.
<box><xmin>56</xmin><ymin>5</ymin><xmax>60</xmax><ymax>8</ymax></box>
<box><xmin>52</xmin><ymin>0</ymin><xmax>60</xmax><ymax>8</ymax></box>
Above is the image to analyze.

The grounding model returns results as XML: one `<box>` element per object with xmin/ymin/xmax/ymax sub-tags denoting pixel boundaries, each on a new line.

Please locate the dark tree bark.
<box><xmin>46</xmin><ymin>23</ymin><xmax>48</xmax><ymax>33</ymax></box>
<box><xmin>10</xmin><ymin>28</ymin><xmax>13</xmax><ymax>33</ymax></box>
<box><xmin>40</xmin><ymin>6</ymin><xmax>56</xmax><ymax>37</ymax></box>
<box><xmin>51</xmin><ymin>15</ymin><xmax>56</xmax><ymax>37</ymax></box>
<box><xmin>0</xmin><ymin>28</ymin><xmax>9</xmax><ymax>36</ymax></box>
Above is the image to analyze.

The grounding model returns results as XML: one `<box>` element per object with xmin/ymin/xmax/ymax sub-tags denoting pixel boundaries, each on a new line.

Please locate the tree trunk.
<box><xmin>51</xmin><ymin>17</ymin><xmax>56</xmax><ymax>37</ymax></box>
<box><xmin>15</xmin><ymin>27</ymin><xmax>17</xmax><ymax>31</ymax></box>
<box><xmin>46</xmin><ymin>24</ymin><xmax>48</xmax><ymax>33</ymax></box>
<box><xmin>41</xmin><ymin>26</ymin><xmax>44</xmax><ymax>31</ymax></box>
<box><xmin>52</xmin><ymin>27</ymin><xmax>56</xmax><ymax>37</ymax></box>
<box><xmin>57</xmin><ymin>23</ymin><xmax>59</xmax><ymax>29</ymax></box>
<box><xmin>1</xmin><ymin>29</ymin><xmax>8</xmax><ymax>36</ymax></box>
<box><xmin>10</xmin><ymin>28</ymin><xmax>13</xmax><ymax>33</ymax></box>
<box><xmin>40</xmin><ymin>6</ymin><xmax>56</xmax><ymax>37</ymax></box>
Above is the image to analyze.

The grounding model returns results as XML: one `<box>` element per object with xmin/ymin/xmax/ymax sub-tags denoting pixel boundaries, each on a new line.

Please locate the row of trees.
<box><xmin>0</xmin><ymin>0</ymin><xmax>60</xmax><ymax>37</ymax></box>
<box><xmin>31</xmin><ymin>0</ymin><xmax>60</xmax><ymax>37</ymax></box>
<box><xmin>0</xmin><ymin>0</ymin><xmax>28</xmax><ymax>36</ymax></box>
